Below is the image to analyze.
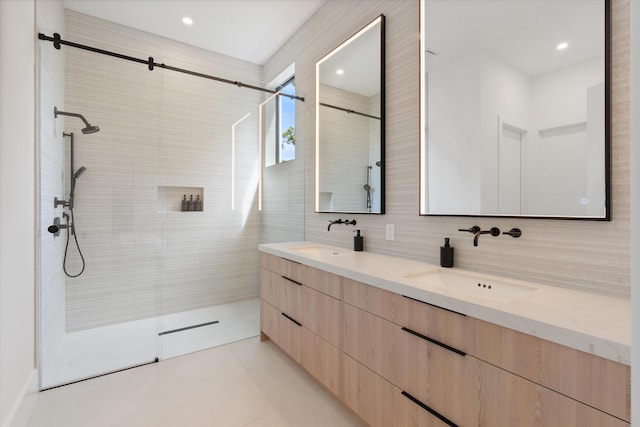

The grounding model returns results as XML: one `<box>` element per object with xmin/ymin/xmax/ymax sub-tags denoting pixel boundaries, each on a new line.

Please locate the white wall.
<box><xmin>0</xmin><ymin>0</ymin><xmax>37</xmax><ymax>425</ymax></box>
<box><xmin>264</xmin><ymin>0</ymin><xmax>631</xmax><ymax>299</ymax></box>
<box><xmin>427</xmin><ymin>52</ymin><xmax>483</xmax><ymax>213</ymax></box>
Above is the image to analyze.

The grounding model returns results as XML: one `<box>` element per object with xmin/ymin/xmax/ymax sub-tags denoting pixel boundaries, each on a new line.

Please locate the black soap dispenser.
<box><xmin>440</xmin><ymin>237</ymin><xmax>454</xmax><ymax>268</ymax></box>
<box><xmin>354</xmin><ymin>230</ymin><xmax>364</xmax><ymax>252</ymax></box>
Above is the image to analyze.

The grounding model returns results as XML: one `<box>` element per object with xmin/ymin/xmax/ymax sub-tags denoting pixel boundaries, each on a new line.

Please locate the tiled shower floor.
<box><xmin>42</xmin><ymin>298</ymin><xmax>261</xmax><ymax>389</ymax></box>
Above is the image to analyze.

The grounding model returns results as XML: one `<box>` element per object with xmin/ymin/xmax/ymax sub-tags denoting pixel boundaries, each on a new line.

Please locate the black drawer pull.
<box><xmin>402</xmin><ymin>295</ymin><xmax>466</xmax><ymax>317</ymax></box>
<box><xmin>401</xmin><ymin>326</ymin><xmax>466</xmax><ymax>357</ymax></box>
<box><xmin>282</xmin><ymin>276</ymin><xmax>303</xmax><ymax>286</ymax></box>
<box><xmin>282</xmin><ymin>257</ymin><xmax>301</xmax><ymax>265</ymax></box>
<box><xmin>401</xmin><ymin>391</ymin><xmax>459</xmax><ymax>427</ymax></box>
<box><xmin>281</xmin><ymin>312</ymin><xmax>302</xmax><ymax>327</ymax></box>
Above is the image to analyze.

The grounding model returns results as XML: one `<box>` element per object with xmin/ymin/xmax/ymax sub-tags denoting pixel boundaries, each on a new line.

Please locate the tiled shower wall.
<box><xmin>264</xmin><ymin>0</ymin><xmax>631</xmax><ymax>298</ymax></box>
<box><xmin>62</xmin><ymin>11</ymin><xmax>267</xmax><ymax>331</ymax></box>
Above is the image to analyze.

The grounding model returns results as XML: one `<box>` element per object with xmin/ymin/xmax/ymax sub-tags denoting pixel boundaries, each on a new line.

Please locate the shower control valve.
<box><xmin>48</xmin><ymin>216</ymin><xmax>71</xmax><ymax>237</ymax></box>
<box><xmin>54</xmin><ymin>196</ymin><xmax>69</xmax><ymax>208</ymax></box>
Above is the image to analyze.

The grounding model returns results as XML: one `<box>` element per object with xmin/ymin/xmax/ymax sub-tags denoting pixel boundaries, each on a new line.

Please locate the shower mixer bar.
<box><xmin>38</xmin><ymin>32</ymin><xmax>305</xmax><ymax>102</ymax></box>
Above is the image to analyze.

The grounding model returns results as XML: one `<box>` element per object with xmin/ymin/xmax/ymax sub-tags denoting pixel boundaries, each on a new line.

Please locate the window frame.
<box><xmin>275</xmin><ymin>75</ymin><xmax>296</xmax><ymax>164</ymax></box>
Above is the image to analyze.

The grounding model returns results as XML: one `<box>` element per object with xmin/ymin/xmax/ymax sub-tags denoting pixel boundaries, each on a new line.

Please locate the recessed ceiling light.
<box><xmin>556</xmin><ymin>42</ymin><xmax>569</xmax><ymax>50</ymax></box>
<box><xmin>182</xmin><ymin>16</ymin><xmax>193</xmax><ymax>26</ymax></box>
<box><xmin>336</xmin><ymin>69</ymin><xmax>344</xmax><ymax>75</ymax></box>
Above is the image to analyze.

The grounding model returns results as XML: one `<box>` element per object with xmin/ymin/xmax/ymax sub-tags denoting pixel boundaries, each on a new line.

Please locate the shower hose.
<box><xmin>63</xmin><ymin>208</ymin><xmax>86</xmax><ymax>277</ymax></box>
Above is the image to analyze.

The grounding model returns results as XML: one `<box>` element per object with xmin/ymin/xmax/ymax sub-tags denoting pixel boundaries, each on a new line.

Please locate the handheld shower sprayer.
<box><xmin>74</xmin><ymin>167</ymin><xmax>87</xmax><ymax>179</ymax></box>
<box><xmin>54</xmin><ymin>106</ymin><xmax>100</xmax><ymax>134</ymax></box>
<box><xmin>70</xmin><ymin>166</ymin><xmax>87</xmax><ymax>202</ymax></box>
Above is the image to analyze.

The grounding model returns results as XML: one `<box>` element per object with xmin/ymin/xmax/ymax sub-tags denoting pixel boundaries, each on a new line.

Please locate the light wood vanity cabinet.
<box><xmin>260</xmin><ymin>252</ymin><xmax>630</xmax><ymax>426</ymax></box>
<box><xmin>342</xmin><ymin>279</ymin><xmax>630</xmax><ymax>426</ymax></box>
<box><xmin>259</xmin><ymin>254</ymin><xmax>341</xmax><ymax>397</ymax></box>
<box><xmin>469</xmin><ymin>317</ymin><xmax>630</xmax><ymax>422</ymax></box>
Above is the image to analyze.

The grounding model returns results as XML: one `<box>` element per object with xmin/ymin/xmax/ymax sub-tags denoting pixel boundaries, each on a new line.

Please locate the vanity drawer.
<box><xmin>395</xmin><ymin>319</ymin><xmax>480</xmax><ymax>427</ymax></box>
<box><xmin>261</xmin><ymin>268</ymin><xmax>340</xmax><ymax>347</ymax></box>
<box><xmin>303</xmin><ymin>266</ymin><xmax>341</xmax><ymax>299</ymax></box>
<box><xmin>343</xmin><ymin>354</ymin><xmax>446</xmax><ymax>427</ymax></box>
<box><xmin>477</xmin><ymin>359</ymin><xmax>630</xmax><ymax>427</ymax></box>
<box><xmin>343</xmin><ymin>278</ymin><xmax>468</xmax><ymax>352</ymax></box>
<box><xmin>469</xmin><ymin>317</ymin><xmax>630</xmax><ymax>422</ymax></box>
<box><xmin>260</xmin><ymin>253</ymin><xmax>306</xmax><ymax>283</ymax></box>
<box><xmin>260</xmin><ymin>300</ymin><xmax>303</xmax><ymax>364</ymax></box>
<box><xmin>261</xmin><ymin>297</ymin><xmax>340</xmax><ymax>398</ymax></box>
<box><xmin>343</xmin><ymin>302</ymin><xmax>479</xmax><ymax>426</ymax></box>
<box><xmin>301</xmin><ymin>328</ymin><xmax>342</xmax><ymax>398</ymax></box>
<box><xmin>300</xmin><ymin>285</ymin><xmax>341</xmax><ymax>348</ymax></box>
<box><xmin>261</xmin><ymin>253</ymin><xmax>341</xmax><ymax>298</ymax></box>
<box><xmin>343</xmin><ymin>277</ymin><xmax>404</xmax><ymax>320</ymax></box>
<box><xmin>260</xmin><ymin>269</ymin><xmax>303</xmax><ymax>321</ymax></box>
<box><xmin>342</xmin><ymin>302</ymin><xmax>397</xmax><ymax>382</ymax></box>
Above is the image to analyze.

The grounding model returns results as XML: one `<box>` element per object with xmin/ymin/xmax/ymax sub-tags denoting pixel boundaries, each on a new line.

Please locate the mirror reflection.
<box><xmin>420</xmin><ymin>0</ymin><xmax>609</xmax><ymax>219</ymax></box>
<box><xmin>316</xmin><ymin>15</ymin><xmax>385</xmax><ymax>214</ymax></box>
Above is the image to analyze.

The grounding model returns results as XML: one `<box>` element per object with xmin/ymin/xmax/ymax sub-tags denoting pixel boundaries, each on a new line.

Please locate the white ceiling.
<box><xmin>63</xmin><ymin>0</ymin><xmax>327</xmax><ymax>65</ymax></box>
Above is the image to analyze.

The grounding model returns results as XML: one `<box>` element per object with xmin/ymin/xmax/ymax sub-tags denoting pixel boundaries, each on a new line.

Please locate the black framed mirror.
<box><xmin>419</xmin><ymin>0</ymin><xmax>610</xmax><ymax>219</ymax></box>
<box><xmin>315</xmin><ymin>14</ymin><xmax>385</xmax><ymax>214</ymax></box>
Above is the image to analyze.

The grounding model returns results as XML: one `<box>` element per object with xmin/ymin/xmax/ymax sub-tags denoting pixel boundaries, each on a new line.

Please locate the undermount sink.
<box><xmin>291</xmin><ymin>246</ymin><xmax>347</xmax><ymax>257</ymax></box>
<box><xmin>404</xmin><ymin>269</ymin><xmax>538</xmax><ymax>302</ymax></box>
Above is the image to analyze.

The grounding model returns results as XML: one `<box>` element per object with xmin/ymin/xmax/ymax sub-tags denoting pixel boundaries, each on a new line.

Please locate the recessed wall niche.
<box><xmin>158</xmin><ymin>185</ymin><xmax>204</xmax><ymax>212</ymax></box>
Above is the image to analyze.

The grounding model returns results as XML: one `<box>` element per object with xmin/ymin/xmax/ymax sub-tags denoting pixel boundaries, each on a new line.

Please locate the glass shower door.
<box><xmin>37</xmin><ymin>27</ymin><xmax>163</xmax><ymax>388</ymax></box>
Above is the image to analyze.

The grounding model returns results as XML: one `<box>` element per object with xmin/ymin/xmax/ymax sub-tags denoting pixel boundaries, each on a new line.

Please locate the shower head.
<box><xmin>74</xmin><ymin>167</ymin><xmax>87</xmax><ymax>179</ymax></box>
<box><xmin>81</xmin><ymin>125</ymin><xmax>100</xmax><ymax>135</ymax></box>
<box><xmin>54</xmin><ymin>107</ymin><xmax>100</xmax><ymax>134</ymax></box>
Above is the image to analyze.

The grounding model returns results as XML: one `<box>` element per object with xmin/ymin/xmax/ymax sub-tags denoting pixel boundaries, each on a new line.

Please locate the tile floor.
<box><xmin>26</xmin><ymin>337</ymin><xmax>363</xmax><ymax>427</ymax></box>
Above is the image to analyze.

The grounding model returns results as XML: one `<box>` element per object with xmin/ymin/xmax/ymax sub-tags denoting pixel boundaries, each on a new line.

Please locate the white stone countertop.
<box><xmin>259</xmin><ymin>241</ymin><xmax>630</xmax><ymax>365</ymax></box>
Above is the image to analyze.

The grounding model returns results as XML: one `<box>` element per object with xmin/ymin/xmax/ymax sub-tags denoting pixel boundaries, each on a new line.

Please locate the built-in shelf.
<box><xmin>158</xmin><ymin>186</ymin><xmax>204</xmax><ymax>212</ymax></box>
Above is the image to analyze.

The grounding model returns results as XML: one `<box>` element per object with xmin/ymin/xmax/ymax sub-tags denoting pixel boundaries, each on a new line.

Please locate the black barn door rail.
<box><xmin>37</xmin><ymin>32</ymin><xmax>305</xmax><ymax>102</ymax></box>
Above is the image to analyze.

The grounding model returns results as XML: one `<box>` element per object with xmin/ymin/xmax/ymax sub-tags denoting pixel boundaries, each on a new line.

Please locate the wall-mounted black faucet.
<box><xmin>328</xmin><ymin>218</ymin><xmax>356</xmax><ymax>231</ymax></box>
<box><xmin>473</xmin><ymin>227</ymin><xmax>500</xmax><ymax>246</ymax></box>
<box><xmin>458</xmin><ymin>225</ymin><xmax>501</xmax><ymax>246</ymax></box>
<box><xmin>458</xmin><ymin>225</ymin><xmax>481</xmax><ymax>235</ymax></box>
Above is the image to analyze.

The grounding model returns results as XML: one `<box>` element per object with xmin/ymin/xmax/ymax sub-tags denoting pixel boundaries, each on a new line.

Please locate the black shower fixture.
<box><xmin>54</xmin><ymin>106</ymin><xmax>100</xmax><ymax>134</ymax></box>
